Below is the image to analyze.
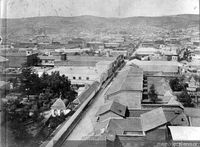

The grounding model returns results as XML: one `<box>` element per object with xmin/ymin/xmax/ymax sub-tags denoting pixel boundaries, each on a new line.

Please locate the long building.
<box><xmin>105</xmin><ymin>65</ymin><xmax>143</xmax><ymax>109</ymax></box>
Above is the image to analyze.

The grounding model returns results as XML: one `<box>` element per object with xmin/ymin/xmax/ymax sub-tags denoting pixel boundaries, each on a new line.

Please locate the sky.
<box><xmin>0</xmin><ymin>0</ymin><xmax>199</xmax><ymax>18</ymax></box>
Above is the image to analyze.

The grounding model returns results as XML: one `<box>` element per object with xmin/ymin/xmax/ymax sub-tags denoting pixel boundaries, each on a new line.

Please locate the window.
<box><xmin>73</xmin><ymin>77</ymin><xmax>76</xmax><ymax>80</ymax></box>
<box><xmin>86</xmin><ymin>77</ymin><xmax>89</xmax><ymax>80</ymax></box>
<box><xmin>79</xmin><ymin>77</ymin><xmax>82</xmax><ymax>80</ymax></box>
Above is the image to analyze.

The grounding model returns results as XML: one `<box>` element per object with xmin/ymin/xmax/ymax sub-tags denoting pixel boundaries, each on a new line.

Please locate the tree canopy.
<box><xmin>169</xmin><ymin>78</ymin><xmax>185</xmax><ymax>92</ymax></box>
<box><xmin>19</xmin><ymin>67</ymin><xmax>77</xmax><ymax>102</ymax></box>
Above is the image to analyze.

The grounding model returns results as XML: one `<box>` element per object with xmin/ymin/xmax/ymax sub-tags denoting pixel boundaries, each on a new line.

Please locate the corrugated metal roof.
<box><xmin>169</xmin><ymin>126</ymin><xmax>200</xmax><ymax>141</ymax></box>
<box><xmin>141</xmin><ymin>107</ymin><xmax>167</xmax><ymax>132</ymax></box>
<box><xmin>95</xmin><ymin>101</ymin><xmax>126</xmax><ymax>117</ymax></box>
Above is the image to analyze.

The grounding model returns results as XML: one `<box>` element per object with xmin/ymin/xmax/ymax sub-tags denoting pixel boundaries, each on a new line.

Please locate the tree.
<box><xmin>177</xmin><ymin>90</ymin><xmax>194</xmax><ymax>107</ymax></box>
<box><xmin>40</xmin><ymin>72</ymin><xmax>77</xmax><ymax>103</ymax></box>
<box><xmin>148</xmin><ymin>84</ymin><xmax>158</xmax><ymax>103</ymax></box>
<box><xmin>19</xmin><ymin>67</ymin><xmax>42</xmax><ymax>95</ymax></box>
<box><xmin>169</xmin><ymin>78</ymin><xmax>185</xmax><ymax>91</ymax></box>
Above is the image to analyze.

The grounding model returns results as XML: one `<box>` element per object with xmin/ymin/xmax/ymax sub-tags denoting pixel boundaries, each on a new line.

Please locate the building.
<box><xmin>135</xmin><ymin>47</ymin><xmax>159</xmax><ymax>58</ymax></box>
<box><xmin>169</xmin><ymin>126</ymin><xmax>200</xmax><ymax>142</ymax></box>
<box><xmin>95</xmin><ymin>101</ymin><xmax>127</xmax><ymax>122</ymax></box>
<box><xmin>46</xmin><ymin>60</ymin><xmax>113</xmax><ymax>85</ymax></box>
<box><xmin>38</xmin><ymin>56</ymin><xmax>55</xmax><ymax>67</ymax></box>
<box><xmin>105</xmin><ymin>66</ymin><xmax>143</xmax><ymax>109</ymax></box>
<box><xmin>89</xmin><ymin>107</ymin><xmax>174</xmax><ymax>146</ymax></box>
<box><xmin>0</xmin><ymin>49</ymin><xmax>38</xmax><ymax>68</ymax></box>
<box><xmin>131</xmin><ymin>59</ymin><xmax>180</xmax><ymax>74</ymax></box>
<box><xmin>55</xmin><ymin>55</ymin><xmax>116</xmax><ymax>67</ymax></box>
<box><xmin>104</xmin><ymin>43</ymin><xmax>120</xmax><ymax>48</ymax></box>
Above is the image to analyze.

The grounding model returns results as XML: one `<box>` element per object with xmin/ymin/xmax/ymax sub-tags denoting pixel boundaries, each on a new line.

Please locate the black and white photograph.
<box><xmin>0</xmin><ymin>0</ymin><xmax>199</xmax><ymax>147</ymax></box>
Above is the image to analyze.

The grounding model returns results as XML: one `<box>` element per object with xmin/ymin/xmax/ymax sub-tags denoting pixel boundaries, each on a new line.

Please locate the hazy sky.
<box><xmin>0</xmin><ymin>0</ymin><xmax>199</xmax><ymax>18</ymax></box>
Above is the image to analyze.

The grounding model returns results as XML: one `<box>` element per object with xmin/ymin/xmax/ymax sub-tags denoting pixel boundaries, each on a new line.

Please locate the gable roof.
<box><xmin>141</xmin><ymin>107</ymin><xmax>167</xmax><ymax>132</ymax></box>
<box><xmin>51</xmin><ymin>98</ymin><xmax>66</xmax><ymax>110</ymax></box>
<box><xmin>95</xmin><ymin>101</ymin><xmax>126</xmax><ymax>117</ymax></box>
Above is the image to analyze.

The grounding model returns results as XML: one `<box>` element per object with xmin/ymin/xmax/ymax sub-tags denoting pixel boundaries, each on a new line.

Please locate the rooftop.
<box><xmin>94</xmin><ymin>118</ymin><xmax>143</xmax><ymax>136</ymax></box>
<box><xmin>141</xmin><ymin>107</ymin><xmax>167</xmax><ymax>132</ymax></box>
<box><xmin>95</xmin><ymin>101</ymin><xmax>126</xmax><ymax>117</ymax></box>
<box><xmin>51</xmin><ymin>98</ymin><xmax>66</xmax><ymax>110</ymax></box>
<box><xmin>131</xmin><ymin>59</ymin><xmax>180</xmax><ymax>73</ymax></box>
<box><xmin>106</xmin><ymin>66</ymin><xmax>143</xmax><ymax>97</ymax></box>
<box><xmin>169</xmin><ymin>126</ymin><xmax>200</xmax><ymax>141</ymax></box>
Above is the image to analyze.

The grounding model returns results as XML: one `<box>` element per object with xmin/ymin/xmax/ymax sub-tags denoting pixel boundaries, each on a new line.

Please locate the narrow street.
<box><xmin>61</xmin><ymin>82</ymin><xmax>112</xmax><ymax>146</ymax></box>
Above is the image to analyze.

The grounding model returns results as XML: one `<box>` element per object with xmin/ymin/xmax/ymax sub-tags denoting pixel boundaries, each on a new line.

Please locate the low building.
<box><xmin>105</xmin><ymin>66</ymin><xmax>143</xmax><ymax>109</ymax></box>
<box><xmin>131</xmin><ymin>59</ymin><xmax>180</xmax><ymax>74</ymax></box>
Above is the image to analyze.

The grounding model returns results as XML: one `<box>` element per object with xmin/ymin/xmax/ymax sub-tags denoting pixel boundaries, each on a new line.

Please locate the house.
<box><xmin>95</xmin><ymin>101</ymin><xmax>127</xmax><ymax>122</ymax></box>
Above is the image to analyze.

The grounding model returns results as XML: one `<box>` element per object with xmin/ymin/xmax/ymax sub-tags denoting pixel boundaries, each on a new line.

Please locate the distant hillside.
<box><xmin>0</xmin><ymin>14</ymin><xmax>199</xmax><ymax>42</ymax></box>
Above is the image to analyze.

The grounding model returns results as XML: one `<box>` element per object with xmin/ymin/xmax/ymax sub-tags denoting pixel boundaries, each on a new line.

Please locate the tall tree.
<box><xmin>148</xmin><ymin>84</ymin><xmax>158</xmax><ymax>103</ymax></box>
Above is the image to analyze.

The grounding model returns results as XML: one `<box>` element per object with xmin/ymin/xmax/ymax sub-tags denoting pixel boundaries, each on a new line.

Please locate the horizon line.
<box><xmin>1</xmin><ymin>13</ymin><xmax>199</xmax><ymax>19</ymax></box>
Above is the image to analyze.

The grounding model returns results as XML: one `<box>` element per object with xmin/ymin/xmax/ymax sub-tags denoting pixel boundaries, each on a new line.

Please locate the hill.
<box><xmin>0</xmin><ymin>14</ymin><xmax>199</xmax><ymax>42</ymax></box>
